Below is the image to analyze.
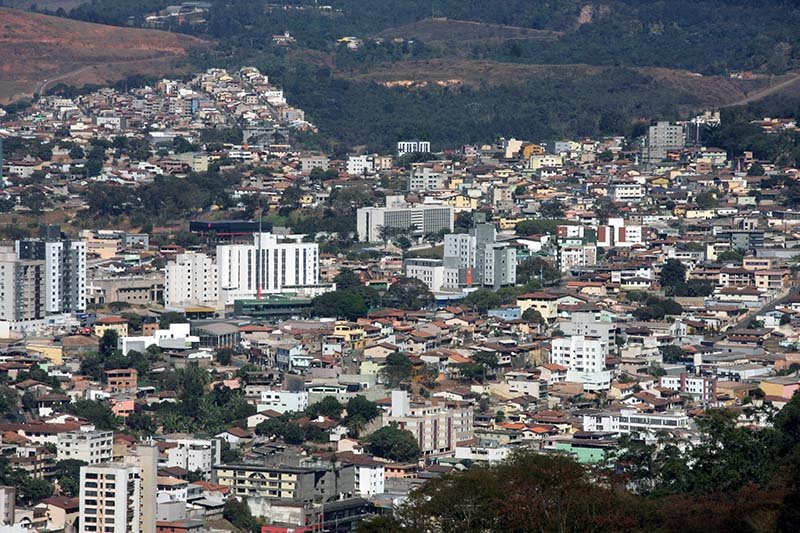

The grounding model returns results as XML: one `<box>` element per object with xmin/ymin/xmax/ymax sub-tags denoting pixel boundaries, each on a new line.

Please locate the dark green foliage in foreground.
<box><xmin>360</xmin><ymin>396</ymin><xmax>800</xmax><ymax>532</ymax></box>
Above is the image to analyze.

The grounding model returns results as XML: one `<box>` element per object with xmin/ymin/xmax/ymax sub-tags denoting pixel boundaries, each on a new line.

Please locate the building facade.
<box><xmin>217</xmin><ymin>233</ymin><xmax>320</xmax><ymax>305</ymax></box>
<box><xmin>79</xmin><ymin>463</ymin><xmax>142</xmax><ymax>533</ymax></box>
<box><xmin>57</xmin><ymin>430</ymin><xmax>114</xmax><ymax>465</ymax></box>
<box><xmin>356</xmin><ymin>196</ymin><xmax>454</xmax><ymax>242</ymax></box>
<box><xmin>164</xmin><ymin>252</ymin><xmax>218</xmax><ymax>307</ymax></box>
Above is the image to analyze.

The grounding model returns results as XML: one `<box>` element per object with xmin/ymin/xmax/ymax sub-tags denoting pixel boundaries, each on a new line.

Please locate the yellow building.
<box><xmin>331</xmin><ymin>321</ymin><xmax>367</xmax><ymax>350</ymax></box>
<box><xmin>445</xmin><ymin>194</ymin><xmax>478</xmax><ymax>211</ymax></box>
<box><xmin>93</xmin><ymin>317</ymin><xmax>130</xmax><ymax>338</ymax></box>
<box><xmin>25</xmin><ymin>343</ymin><xmax>63</xmax><ymax>365</ymax></box>
<box><xmin>515</xmin><ymin>292</ymin><xmax>560</xmax><ymax>321</ymax></box>
<box><xmin>522</xmin><ymin>144</ymin><xmax>546</xmax><ymax>159</ymax></box>
<box><xmin>498</xmin><ymin>218</ymin><xmax>526</xmax><ymax>230</ymax></box>
<box><xmin>359</xmin><ymin>360</ymin><xmax>384</xmax><ymax>376</ymax></box>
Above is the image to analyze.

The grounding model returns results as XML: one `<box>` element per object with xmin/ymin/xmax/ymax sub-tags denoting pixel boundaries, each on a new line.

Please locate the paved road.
<box><xmin>724</xmin><ymin>73</ymin><xmax>800</xmax><ymax>107</ymax></box>
<box><xmin>723</xmin><ymin>285</ymin><xmax>799</xmax><ymax>335</ymax></box>
<box><xmin>35</xmin><ymin>65</ymin><xmax>95</xmax><ymax>96</ymax></box>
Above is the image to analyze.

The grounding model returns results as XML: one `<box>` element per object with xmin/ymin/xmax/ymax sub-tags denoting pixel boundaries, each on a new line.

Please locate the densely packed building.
<box><xmin>2</xmin><ymin>69</ymin><xmax>800</xmax><ymax>531</ymax></box>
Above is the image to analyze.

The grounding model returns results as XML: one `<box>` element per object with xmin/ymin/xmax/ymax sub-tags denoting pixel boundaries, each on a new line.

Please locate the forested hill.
<box><xmin>25</xmin><ymin>0</ymin><xmax>800</xmax><ymax>150</ymax></box>
<box><xmin>58</xmin><ymin>0</ymin><xmax>800</xmax><ymax>75</ymax></box>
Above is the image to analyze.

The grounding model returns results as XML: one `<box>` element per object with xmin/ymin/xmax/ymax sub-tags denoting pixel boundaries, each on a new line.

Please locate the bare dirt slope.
<box><xmin>0</xmin><ymin>7</ymin><xmax>207</xmax><ymax>102</ymax></box>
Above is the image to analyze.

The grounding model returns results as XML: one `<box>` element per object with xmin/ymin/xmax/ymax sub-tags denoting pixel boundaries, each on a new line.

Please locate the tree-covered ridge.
<box><xmin>57</xmin><ymin>1</ymin><xmax>800</xmax><ymax>75</ymax></box>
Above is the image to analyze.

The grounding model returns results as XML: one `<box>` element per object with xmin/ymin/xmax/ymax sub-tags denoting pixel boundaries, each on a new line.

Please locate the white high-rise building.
<box><xmin>57</xmin><ymin>430</ymin><xmax>113</xmax><ymax>465</ymax></box>
<box><xmin>164</xmin><ymin>252</ymin><xmax>219</xmax><ymax>307</ymax></box>
<box><xmin>79</xmin><ymin>463</ymin><xmax>143</xmax><ymax>533</ymax></box>
<box><xmin>164</xmin><ymin>234</ymin><xmax>326</xmax><ymax>307</ymax></box>
<box><xmin>15</xmin><ymin>238</ymin><xmax>86</xmax><ymax>313</ymax></box>
<box><xmin>357</xmin><ymin>196</ymin><xmax>454</xmax><ymax>242</ymax></box>
<box><xmin>550</xmin><ymin>335</ymin><xmax>611</xmax><ymax>391</ymax></box>
<box><xmin>217</xmin><ymin>233</ymin><xmax>320</xmax><ymax>305</ymax></box>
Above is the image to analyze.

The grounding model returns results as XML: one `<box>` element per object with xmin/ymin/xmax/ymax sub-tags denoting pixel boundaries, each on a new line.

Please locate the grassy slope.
<box><xmin>0</xmin><ymin>7</ymin><xmax>206</xmax><ymax>102</ymax></box>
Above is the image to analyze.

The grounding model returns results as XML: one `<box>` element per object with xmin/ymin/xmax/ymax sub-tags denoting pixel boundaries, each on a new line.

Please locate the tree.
<box><xmin>517</xmin><ymin>257</ymin><xmax>560</xmax><ymax>284</ymax></box>
<box><xmin>19</xmin><ymin>478</ymin><xmax>54</xmax><ymax>504</ymax></box>
<box><xmin>747</xmin><ymin>162</ymin><xmax>765</xmax><ymax>176</ymax></box>
<box><xmin>382</xmin><ymin>277</ymin><xmax>434</xmax><ymax>310</ymax></box>
<box><xmin>159</xmin><ymin>311</ymin><xmax>185</xmax><ymax>329</ymax></box>
<box><xmin>66</xmin><ymin>400</ymin><xmax>119</xmax><ymax>430</ymax></box>
<box><xmin>178</xmin><ymin>364</ymin><xmax>209</xmax><ymax>417</ymax></box>
<box><xmin>633</xmin><ymin>295</ymin><xmax>683</xmax><ymax>321</ymax></box>
<box><xmin>99</xmin><ymin>329</ymin><xmax>119</xmax><ymax>357</ymax></box>
<box><xmin>660</xmin><ymin>259</ymin><xmax>687</xmax><ymax>290</ymax></box>
<box><xmin>279</xmin><ymin>184</ymin><xmax>303</xmax><ymax>216</ymax></box>
<box><xmin>598</xmin><ymin>149</ymin><xmax>614</xmax><ymax>162</ymax></box>
<box><xmin>21</xmin><ymin>191</ymin><xmax>49</xmax><ymax>214</ymax></box>
<box><xmin>380</xmin><ymin>353</ymin><xmax>413</xmax><ymax>388</ymax></box>
<box><xmin>695</xmin><ymin>190</ymin><xmax>719</xmax><ymax>209</ymax></box>
<box><xmin>223</xmin><ymin>498</ymin><xmax>259</xmax><ymax>532</ymax></box>
<box><xmin>540</xmin><ymin>199</ymin><xmax>565</xmax><ymax>218</ymax></box>
<box><xmin>312</xmin><ymin>290</ymin><xmax>368</xmax><ymax>321</ymax></box>
<box><xmin>463</xmin><ymin>289</ymin><xmax>501</xmax><ymax>313</ymax></box>
<box><xmin>54</xmin><ymin>459</ymin><xmax>86</xmax><ymax>497</ymax></box>
<box><xmin>346</xmin><ymin>396</ymin><xmax>380</xmax><ymax>423</ymax></box>
<box><xmin>126</xmin><ymin>411</ymin><xmax>157</xmax><ymax>433</ymax></box>
<box><xmin>366</xmin><ymin>424</ymin><xmax>420</xmax><ymax>462</ymax></box>
<box><xmin>215</xmin><ymin>348</ymin><xmax>235</xmax><ymax>366</ymax></box>
<box><xmin>307</xmin><ymin>396</ymin><xmax>343</xmax><ymax>420</ymax></box>
<box><xmin>515</xmin><ymin>219</ymin><xmax>562</xmax><ymax>236</ymax></box>
<box><xmin>522</xmin><ymin>308</ymin><xmax>545</xmax><ymax>324</ymax></box>
<box><xmin>0</xmin><ymin>386</ymin><xmax>19</xmax><ymax>414</ymax></box>
<box><xmin>281</xmin><ymin>422</ymin><xmax>306</xmax><ymax>445</ymax></box>
<box><xmin>394</xmin><ymin>452</ymin><xmax>641</xmax><ymax>532</ymax></box>
<box><xmin>255</xmin><ymin>418</ymin><xmax>286</xmax><ymax>438</ymax></box>
<box><xmin>334</xmin><ymin>268</ymin><xmax>361</xmax><ymax>290</ymax></box>
<box><xmin>69</xmin><ymin>145</ymin><xmax>85</xmax><ymax>160</ymax></box>
<box><xmin>718</xmin><ymin>249</ymin><xmax>745</xmax><ymax>262</ymax></box>
<box><xmin>659</xmin><ymin>345</ymin><xmax>684</xmax><ymax>364</ymax></box>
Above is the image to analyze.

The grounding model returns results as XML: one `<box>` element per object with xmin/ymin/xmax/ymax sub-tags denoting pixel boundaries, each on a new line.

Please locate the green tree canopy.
<box><xmin>380</xmin><ymin>353</ymin><xmax>413</xmax><ymax>388</ymax></box>
<box><xmin>382</xmin><ymin>277</ymin><xmax>434</xmax><ymax>310</ymax></box>
<box><xmin>365</xmin><ymin>424</ymin><xmax>420</xmax><ymax>462</ymax></box>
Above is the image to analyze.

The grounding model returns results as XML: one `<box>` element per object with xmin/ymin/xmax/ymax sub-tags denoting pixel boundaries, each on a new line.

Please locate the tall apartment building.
<box><xmin>483</xmin><ymin>243</ymin><xmax>517</xmax><ymax>288</ymax></box>
<box><xmin>442</xmin><ymin>223</ymin><xmax>516</xmax><ymax>288</ymax></box>
<box><xmin>0</xmin><ymin>249</ymin><xmax>46</xmax><ymax>323</ymax></box>
<box><xmin>645</xmin><ymin>121</ymin><xmax>685</xmax><ymax>163</ymax></box>
<box><xmin>164</xmin><ymin>252</ymin><xmax>219</xmax><ymax>307</ymax></box>
<box><xmin>383</xmin><ymin>391</ymin><xmax>473</xmax><ymax>456</ymax></box>
<box><xmin>357</xmin><ymin>196</ymin><xmax>454</xmax><ymax>242</ymax></box>
<box><xmin>550</xmin><ymin>335</ymin><xmax>612</xmax><ymax>391</ymax></box>
<box><xmin>217</xmin><ymin>233</ymin><xmax>320</xmax><ymax>305</ymax></box>
<box><xmin>16</xmin><ymin>230</ymin><xmax>86</xmax><ymax>313</ymax></box>
<box><xmin>79</xmin><ymin>463</ymin><xmax>143</xmax><ymax>533</ymax></box>
<box><xmin>57</xmin><ymin>430</ymin><xmax>114</xmax><ymax>465</ymax></box>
